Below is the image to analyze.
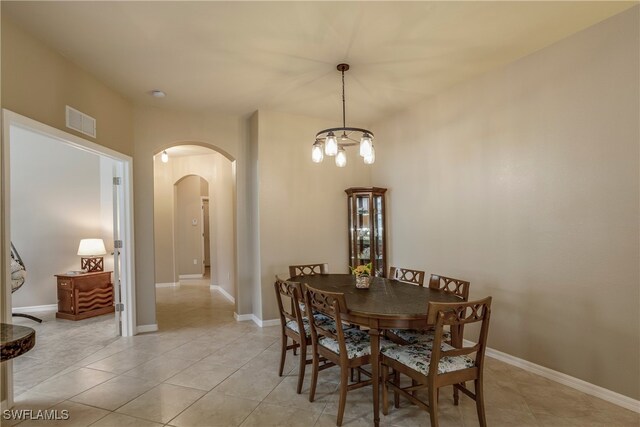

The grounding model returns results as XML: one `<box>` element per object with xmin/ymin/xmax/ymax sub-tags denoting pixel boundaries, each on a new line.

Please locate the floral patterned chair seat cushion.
<box><xmin>390</xmin><ymin>328</ymin><xmax>451</xmax><ymax>344</ymax></box>
<box><xmin>319</xmin><ymin>329</ymin><xmax>395</xmax><ymax>359</ymax></box>
<box><xmin>286</xmin><ymin>314</ymin><xmax>336</xmax><ymax>337</ymax></box>
<box><xmin>381</xmin><ymin>341</ymin><xmax>474</xmax><ymax>375</ymax></box>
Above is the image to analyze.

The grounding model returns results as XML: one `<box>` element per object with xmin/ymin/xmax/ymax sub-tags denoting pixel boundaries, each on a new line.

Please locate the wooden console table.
<box><xmin>55</xmin><ymin>271</ymin><xmax>114</xmax><ymax>320</ymax></box>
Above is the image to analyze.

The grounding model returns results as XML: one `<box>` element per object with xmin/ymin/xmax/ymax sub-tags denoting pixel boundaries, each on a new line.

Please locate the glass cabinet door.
<box><xmin>372</xmin><ymin>195</ymin><xmax>384</xmax><ymax>277</ymax></box>
<box><xmin>354</xmin><ymin>194</ymin><xmax>371</xmax><ymax>268</ymax></box>
<box><xmin>346</xmin><ymin>187</ymin><xmax>387</xmax><ymax>277</ymax></box>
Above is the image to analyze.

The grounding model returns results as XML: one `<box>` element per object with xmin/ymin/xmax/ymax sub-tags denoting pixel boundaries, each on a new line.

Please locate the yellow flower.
<box><xmin>351</xmin><ymin>263</ymin><xmax>372</xmax><ymax>277</ymax></box>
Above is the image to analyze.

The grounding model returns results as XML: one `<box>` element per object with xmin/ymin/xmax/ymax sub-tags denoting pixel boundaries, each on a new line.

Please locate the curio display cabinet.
<box><xmin>345</xmin><ymin>187</ymin><xmax>387</xmax><ymax>277</ymax></box>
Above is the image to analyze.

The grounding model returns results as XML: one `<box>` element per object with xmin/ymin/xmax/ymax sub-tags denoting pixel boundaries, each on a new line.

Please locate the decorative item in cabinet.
<box><xmin>55</xmin><ymin>271</ymin><xmax>114</xmax><ymax>320</ymax></box>
<box><xmin>346</xmin><ymin>187</ymin><xmax>387</xmax><ymax>277</ymax></box>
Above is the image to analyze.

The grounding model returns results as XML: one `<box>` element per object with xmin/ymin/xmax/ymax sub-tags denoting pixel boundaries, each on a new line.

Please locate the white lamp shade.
<box><xmin>335</xmin><ymin>148</ymin><xmax>347</xmax><ymax>167</ymax></box>
<box><xmin>359</xmin><ymin>134</ymin><xmax>372</xmax><ymax>157</ymax></box>
<box><xmin>311</xmin><ymin>143</ymin><xmax>324</xmax><ymax>163</ymax></box>
<box><xmin>325</xmin><ymin>133</ymin><xmax>338</xmax><ymax>156</ymax></box>
<box><xmin>364</xmin><ymin>145</ymin><xmax>376</xmax><ymax>164</ymax></box>
<box><xmin>77</xmin><ymin>239</ymin><xmax>107</xmax><ymax>256</ymax></box>
<box><xmin>161</xmin><ymin>151</ymin><xmax>169</xmax><ymax>163</ymax></box>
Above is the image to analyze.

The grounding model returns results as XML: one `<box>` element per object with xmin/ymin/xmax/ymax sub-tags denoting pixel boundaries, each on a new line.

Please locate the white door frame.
<box><xmin>1</xmin><ymin>110</ymin><xmax>136</xmax><ymax>338</ymax></box>
<box><xmin>200</xmin><ymin>196</ymin><xmax>209</xmax><ymax>276</ymax></box>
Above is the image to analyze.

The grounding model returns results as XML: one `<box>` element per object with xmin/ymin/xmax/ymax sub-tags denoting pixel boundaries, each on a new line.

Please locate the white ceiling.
<box><xmin>3</xmin><ymin>1</ymin><xmax>635</xmax><ymax>124</ymax></box>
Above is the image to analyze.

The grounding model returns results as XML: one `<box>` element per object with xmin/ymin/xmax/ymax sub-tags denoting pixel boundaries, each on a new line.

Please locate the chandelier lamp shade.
<box><xmin>312</xmin><ymin>64</ymin><xmax>376</xmax><ymax>167</ymax></box>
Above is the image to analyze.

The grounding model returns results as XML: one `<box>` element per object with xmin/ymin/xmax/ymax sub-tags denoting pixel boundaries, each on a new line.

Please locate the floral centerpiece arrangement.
<box><xmin>351</xmin><ymin>263</ymin><xmax>373</xmax><ymax>289</ymax></box>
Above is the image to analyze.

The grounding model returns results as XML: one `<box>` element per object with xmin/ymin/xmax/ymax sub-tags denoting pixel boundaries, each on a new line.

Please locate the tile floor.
<box><xmin>9</xmin><ymin>280</ymin><xmax>639</xmax><ymax>426</ymax></box>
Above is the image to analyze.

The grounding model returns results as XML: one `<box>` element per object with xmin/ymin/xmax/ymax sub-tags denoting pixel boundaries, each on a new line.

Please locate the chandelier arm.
<box><xmin>315</xmin><ymin>127</ymin><xmax>374</xmax><ymax>139</ymax></box>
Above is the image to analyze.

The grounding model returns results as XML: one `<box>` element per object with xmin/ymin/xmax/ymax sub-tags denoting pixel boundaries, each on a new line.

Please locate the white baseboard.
<box><xmin>179</xmin><ymin>274</ymin><xmax>203</xmax><ymax>279</ymax></box>
<box><xmin>155</xmin><ymin>282</ymin><xmax>179</xmax><ymax>288</ymax></box>
<box><xmin>136</xmin><ymin>324</ymin><xmax>158</xmax><ymax>334</ymax></box>
<box><xmin>210</xmin><ymin>285</ymin><xmax>235</xmax><ymax>303</ymax></box>
<box><xmin>463</xmin><ymin>340</ymin><xmax>640</xmax><ymax>413</ymax></box>
<box><xmin>12</xmin><ymin>304</ymin><xmax>57</xmax><ymax>313</ymax></box>
<box><xmin>233</xmin><ymin>312</ymin><xmax>279</xmax><ymax>328</ymax></box>
<box><xmin>234</xmin><ymin>312</ymin><xmax>253</xmax><ymax>322</ymax></box>
<box><xmin>256</xmin><ymin>317</ymin><xmax>280</xmax><ymax>327</ymax></box>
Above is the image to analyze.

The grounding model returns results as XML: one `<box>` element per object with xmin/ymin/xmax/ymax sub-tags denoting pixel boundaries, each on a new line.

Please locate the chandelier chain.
<box><xmin>341</xmin><ymin>69</ymin><xmax>346</xmax><ymax>129</ymax></box>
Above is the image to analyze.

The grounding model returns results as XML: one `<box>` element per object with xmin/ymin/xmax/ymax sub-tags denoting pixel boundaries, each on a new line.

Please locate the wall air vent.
<box><xmin>65</xmin><ymin>106</ymin><xmax>96</xmax><ymax>138</ymax></box>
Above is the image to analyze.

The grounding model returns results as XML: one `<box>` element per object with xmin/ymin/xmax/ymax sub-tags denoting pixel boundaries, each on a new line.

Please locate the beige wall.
<box><xmin>1</xmin><ymin>16</ymin><xmax>133</xmax><ymax>156</ymax></box>
<box><xmin>153</xmin><ymin>152</ymin><xmax>235</xmax><ymax>296</ymax></box>
<box><xmin>9</xmin><ymin>126</ymin><xmax>115</xmax><ymax>307</ymax></box>
<box><xmin>175</xmin><ymin>175</ymin><xmax>207</xmax><ymax>276</ymax></box>
<box><xmin>371</xmin><ymin>7</ymin><xmax>639</xmax><ymax>399</ymax></box>
<box><xmin>256</xmin><ymin>110</ymin><xmax>372</xmax><ymax>320</ymax></box>
<box><xmin>153</xmin><ymin>156</ymin><xmax>177</xmax><ymax>285</ymax></box>
<box><xmin>133</xmin><ymin>106</ymin><xmax>252</xmax><ymax>323</ymax></box>
<box><xmin>248</xmin><ymin>112</ymin><xmax>262</xmax><ymax>318</ymax></box>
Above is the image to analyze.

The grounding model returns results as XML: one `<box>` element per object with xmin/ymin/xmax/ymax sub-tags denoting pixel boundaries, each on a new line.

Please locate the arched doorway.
<box><xmin>152</xmin><ymin>144</ymin><xmax>236</xmax><ymax>328</ymax></box>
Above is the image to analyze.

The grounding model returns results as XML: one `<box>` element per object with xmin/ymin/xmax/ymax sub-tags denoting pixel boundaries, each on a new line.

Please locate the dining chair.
<box><xmin>381</xmin><ymin>297</ymin><xmax>492</xmax><ymax>427</ymax></box>
<box><xmin>274</xmin><ymin>276</ymin><xmax>336</xmax><ymax>394</ymax></box>
<box><xmin>390</xmin><ymin>274</ymin><xmax>470</xmax><ymax>345</ymax></box>
<box><xmin>289</xmin><ymin>263</ymin><xmax>329</xmax><ymax>278</ymax></box>
<box><xmin>386</xmin><ymin>266</ymin><xmax>426</xmax><ymax>341</ymax></box>
<box><xmin>429</xmin><ymin>274</ymin><xmax>470</xmax><ymax>301</ymax></box>
<box><xmin>304</xmin><ymin>284</ymin><xmax>392</xmax><ymax>426</ymax></box>
<box><xmin>389</xmin><ymin>266</ymin><xmax>425</xmax><ymax>286</ymax></box>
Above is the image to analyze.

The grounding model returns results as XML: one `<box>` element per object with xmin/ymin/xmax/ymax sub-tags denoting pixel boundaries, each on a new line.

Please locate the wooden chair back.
<box><xmin>389</xmin><ymin>267</ymin><xmax>425</xmax><ymax>286</ymax></box>
<box><xmin>426</xmin><ymin>297</ymin><xmax>492</xmax><ymax>377</ymax></box>
<box><xmin>428</xmin><ymin>274</ymin><xmax>470</xmax><ymax>301</ymax></box>
<box><xmin>303</xmin><ymin>284</ymin><xmax>349</xmax><ymax>355</ymax></box>
<box><xmin>274</xmin><ymin>276</ymin><xmax>305</xmax><ymax>333</ymax></box>
<box><xmin>289</xmin><ymin>263</ymin><xmax>329</xmax><ymax>278</ymax></box>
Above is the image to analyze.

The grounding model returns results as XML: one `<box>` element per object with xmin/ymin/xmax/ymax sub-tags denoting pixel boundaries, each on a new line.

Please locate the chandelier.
<box><xmin>312</xmin><ymin>64</ymin><xmax>375</xmax><ymax>167</ymax></box>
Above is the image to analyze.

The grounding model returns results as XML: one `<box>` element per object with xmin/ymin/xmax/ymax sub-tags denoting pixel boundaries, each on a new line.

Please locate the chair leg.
<box><xmin>393</xmin><ymin>370</ymin><xmax>400</xmax><ymax>408</ymax></box>
<box><xmin>336</xmin><ymin>365</ymin><xmax>349</xmax><ymax>427</ymax></box>
<box><xmin>381</xmin><ymin>363</ymin><xmax>389</xmax><ymax>416</ymax></box>
<box><xmin>278</xmin><ymin>335</ymin><xmax>287</xmax><ymax>377</ymax></box>
<box><xmin>296</xmin><ymin>345</ymin><xmax>307</xmax><ymax>394</ymax></box>
<box><xmin>309</xmin><ymin>353</ymin><xmax>319</xmax><ymax>402</ymax></box>
<box><xmin>350</xmin><ymin>368</ymin><xmax>354</xmax><ymax>383</ymax></box>
<box><xmin>411</xmin><ymin>379</ymin><xmax>418</xmax><ymax>401</ymax></box>
<box><xmin>293</xmin><ymin>341</ymin><xmax>298</xmax><ymax>356</ymax></box>
<box><xmin>475</xmin><ymin>379</ymin><xmax>487</xmax><ymax>427</ymax></box>
<box><xmin>454</xmin><ymin>382</ymin><xmax>461</xmax><ymax>405</ymax></box>
<box><xmin>428</xmin><ymin>386</ymin><xmax>439</xmax><ymax>427</ymax></box>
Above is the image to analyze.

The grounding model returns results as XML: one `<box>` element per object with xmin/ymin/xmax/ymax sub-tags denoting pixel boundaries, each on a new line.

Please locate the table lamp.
<box><xmin>77</xmin><ymin>238</ymin><xmax>107</xmax><ymax>272</ymax></box>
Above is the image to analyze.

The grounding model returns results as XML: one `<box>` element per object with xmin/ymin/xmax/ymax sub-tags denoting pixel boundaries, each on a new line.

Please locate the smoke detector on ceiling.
<box><xmin>150</xmin><ymin>90</ymin><xmax>166</xmax><ymax>98</ymax></box>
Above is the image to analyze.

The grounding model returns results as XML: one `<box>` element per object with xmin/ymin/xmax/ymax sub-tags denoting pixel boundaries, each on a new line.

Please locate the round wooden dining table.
<box><xmin>289</xmin><ymin>273</ymin><xmax>462</xmax><ymax>426</ymax></box>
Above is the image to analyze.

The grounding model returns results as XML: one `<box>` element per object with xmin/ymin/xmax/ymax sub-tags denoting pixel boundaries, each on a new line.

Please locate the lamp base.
<box><xmin>81</xmin><ymin>257</ymin><xmax>104</xmax><ymax>272</ymax></box>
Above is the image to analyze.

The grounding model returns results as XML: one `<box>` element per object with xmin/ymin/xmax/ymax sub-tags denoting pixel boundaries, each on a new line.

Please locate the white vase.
<box><xmin>355</xmin><ymin>276</ymin><xmax>371</xmax><ymax>289</ymax></box>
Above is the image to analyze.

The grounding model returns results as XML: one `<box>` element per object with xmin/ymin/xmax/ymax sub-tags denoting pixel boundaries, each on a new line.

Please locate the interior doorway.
<box><xmin>152</xmin><ymin>144</ymin><xmax>236</xmax><ymax>328</ymax></box>
<box><xmin>201</xmin><ymin>197</ymin><xmax>210</xmax><ymax>278</ymax></box>
<box><xmin>2</xmin><ymin>111</ymin><xmax>135</xmax><ymax>336</ymax></box>
<box><xmin>2</xmin><ymin>110</ymin><xmax>136</xmax><ymax>406</ymax></box>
